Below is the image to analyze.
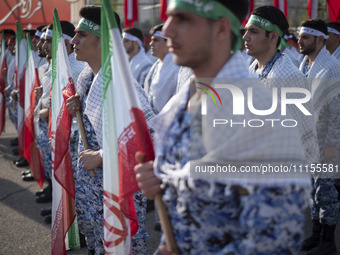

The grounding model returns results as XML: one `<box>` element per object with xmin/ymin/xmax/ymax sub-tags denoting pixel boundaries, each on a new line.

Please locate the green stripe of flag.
<box><xmin>102</xmin><ymin>0</ymin><xmax>119</xmax><ymax>30</ymax></box>
<box><xmin>16</xmin><ymin>22</ymin><xmax>24</xmax><ymax>66</ymax></box>
<box><xmin>101</xmin><ymin>1</ymin><xmax>113</xmax><ymax>99</ymax></box>
<box><xmin>52</xmin><ymin>8</ymin><xmax>63</xmax><ymax>87</ymax></box>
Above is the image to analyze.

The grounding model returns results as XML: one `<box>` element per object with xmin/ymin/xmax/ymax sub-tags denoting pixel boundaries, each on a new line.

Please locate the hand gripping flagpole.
<box><xmin>76</xmin><ymin>111</ymin><xmax>96</xmax><ymax>177</ymax></box>
<box><xmin>102</xmin><ymin>0</ymin><xmax>178</xmax><ymax>253</ymax></box>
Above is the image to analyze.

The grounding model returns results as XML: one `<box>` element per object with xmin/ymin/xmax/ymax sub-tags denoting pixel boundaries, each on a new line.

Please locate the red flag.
<box><xmin>124</xmin><ymin>0</ymin><xmax>138</xmax><ymax>27</ymax></box>
<box><xmin>308</xmin><ymin>0</ymin><xmax>318</xmax><ymax>19</ymax></box>
<box><xmin>24</xmin><ymin>35</ymin><xmax>44</xmax><ymax>188</ymax></box>
<box><xmin>242</xmin><ymin>0</ymin><xmax>254</xmax><ymax>26</ymax></box>
<box><xmin>160</xmin><ymin>0</ymin><xmax>168</xmax><ymax>21</ymax></box>
<box><xmin>273</xmin><ymin>0</ymin><xmax>288</xmax><ymax>18</ymax></box>
<box><xmin>0</xmin><ymin>31</ymin><xmax>7</xmax><ymax>136</ymax></box>
<box><xmin>328</xmin><ymin>0</ymin><xmax>340</xmax><ymax>22</ymax></box>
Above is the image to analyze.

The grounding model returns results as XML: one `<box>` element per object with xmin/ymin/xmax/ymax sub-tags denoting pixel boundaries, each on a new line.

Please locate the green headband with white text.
<box><xmin>77</xmin><ymin>18</ymin><xmax>101</xmax><ymax>37</ymax></box>
<box><xmin>247</xmin><ymin>15</ymin><xmax>289</xmax><ymax>49</ymax></box>
<box><xmin>168</xmin><ymin>0</ymin><xmax>242</xmax><ymax>52</ymax></box>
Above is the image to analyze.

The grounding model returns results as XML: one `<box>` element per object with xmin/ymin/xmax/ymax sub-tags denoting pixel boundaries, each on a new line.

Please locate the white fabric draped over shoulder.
<box><xmin>77</xmin><ymin>66</ymin><xmax>155</xmax><ymax>149</ymax></box>
<box><xmin>283</xmin><ymin>48</ymin><xmax>300</xmax><ymax>67</ymax></box>
<box><xmin>129</xmin><ymin>49</ymin><xmax>153</xmax><ymax>87</ymax></box>
<box><xmin>68</xmin><ymin>52</ymin><xmax>87</xmax><ymax>87</ymax></box>
<box><xmin>299</xmin><ymin>46</ymin><xmax>340</xmax><ymax>121</ymax></box>
<box><xmin>249</xmin><ymin>53</ymin><xmax>319</xmax><ymax>164</ymax></box>
<box><xmin>144</xmin><ymin>53</ymin><xmax>180</xmax><ymax>114</ymax></box>
<box><xmin>154</xmin><ymin>51</ymin><xmax>311</xmax><ymax>187</ymax></box>
<box><xmin>331</xmin><ymin>45</ymin><xmax>340</xmax><ymax>60</ymax></box>
<box><xmin>176</xmin><ymin>66</ymin><xmax>193</xmax><ymax>94</ymax></box>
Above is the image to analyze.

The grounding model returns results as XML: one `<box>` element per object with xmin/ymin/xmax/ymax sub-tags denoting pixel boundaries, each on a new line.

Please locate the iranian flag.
<box><xmin>23</xmin><ymin>34</ymin><xmax>44</xmax><ymax>188</ymax></box>
<box><xmin>50</xmin><ymin>9</ymin><xmax>76</xmax><ymax>255</ymax></box>
<box><xmin>0</xmin><ymin>30</ymin><xmax>7</xmax><ymax>135</ymax></box>
<box><xmin>16</xmin><ymin>22</ymin><xmax>27</xmax><ymax>157</ymax></box>
<box><xmin>102</xmin><ymin>0</ymin><xmax>155</xmax><ymax>253</ymax></box>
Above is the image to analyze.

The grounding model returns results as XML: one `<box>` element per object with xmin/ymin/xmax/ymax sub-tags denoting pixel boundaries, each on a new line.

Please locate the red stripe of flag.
<box><xmin>160</xmin><ymin>0</ymin><xmax>168</xmax><ymax>21</ymax></box>
<box><xmin>124</xmin><ymin>0</ymin><xmax>138</xmax><ymax>27</ymax></box>
<box><xmin>273</xmin><ymin>0</ymin><xmax>288</xmax><ymax>18</ymax></box>
<box><xmin>24</xmin><ymin>68</ymin><xmax>44</xmax><ymax>188</ymax></box>
<box><xmin>328</xmin><ymin>0</ymin><xmax>340</xmax><ymax>22</ymax></box>
<box><xmin>308</xmin><ymin>0</ymin><xmax>318</xmax><ymax>19</ymax></box>
<box><xmin>242</xmin><ymin>0</ymin><xmax>254</xmax><ymax>26</ymax></box>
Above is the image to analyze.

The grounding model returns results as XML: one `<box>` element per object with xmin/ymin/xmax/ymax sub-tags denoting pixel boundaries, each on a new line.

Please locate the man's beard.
<box><xmin>300</xmin><ymin>37</ymin><xmax>317</xmax><ymax>55</ymax></box>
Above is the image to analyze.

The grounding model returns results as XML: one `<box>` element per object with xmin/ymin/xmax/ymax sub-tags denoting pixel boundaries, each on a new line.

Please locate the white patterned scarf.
<box><xmin>78</xmin><ymin>66</ymin><xmax>155</xmax><ymax>149</ymax></box>
<box><xmin>299</xmin><ymin>46</ymin><xmax>340</xmax><ymax>122</ymax></box>
<box><xmin>154</xmin><ymin>51</ymin><xmax>310</xmax><ymax>187</ymax></box>
<box><xmin>144</xmin><ymin>53</ymin><xmax>180</xmax><ymax>114</ymax></box>
<box><xmin>331</xmin><ymin>45</ymin><xmax>340</xmax><ymax>61</ymax></box>
<box><xmin>129</xmin><ymin>49</ymin><xmax>152</xmax><ymax>86</ymax></box>
<box><xmin>249</xmin><ymin>53</ymin><xmax>319</xmax><ymax>164</ymax></box>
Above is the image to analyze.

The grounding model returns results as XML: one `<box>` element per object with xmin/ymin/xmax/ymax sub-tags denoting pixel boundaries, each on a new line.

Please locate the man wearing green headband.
<box><xmin>244</xmin><ymin>6</ymin><xmax>292</xmax><ymax>76</ymax></box>
<box><xmin>135</xmin><ymin>1</ymin><xmax>311</xmax><ymax>254</ymax></box>
<box><xmin>66</xmin><ymin>5</ymin><xmax>154</xmax><ymax>255</ymax></box>
<box><xmin>244</xmin><ymin>6</ymin><xmax>301</xmax><ymax>68</ymax></box>
<box><xmin>246</xmin><ymin>6</ymin><xmax>318</xmax><ymax>166</ymax></box>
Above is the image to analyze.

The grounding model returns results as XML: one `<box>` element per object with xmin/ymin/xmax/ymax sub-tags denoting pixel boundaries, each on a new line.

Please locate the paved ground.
<box><xmin>0</xmin><ymin>112</ymin><xmax>339</xmax><ymax>255</ymax></box>
<box><xmin>0</xmin><ymin>113</ymin><xmax>161</xmax><ymax>255</ymax></box>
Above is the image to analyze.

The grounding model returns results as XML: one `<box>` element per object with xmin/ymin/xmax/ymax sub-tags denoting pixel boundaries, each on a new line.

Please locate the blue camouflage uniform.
<box><xmin>152</xmin><ymin>52</ymin><xmax>310</xmax><ymax>255</ymax></box>
<box><xmin>75</xmin><ymin>95</ymin><xmax>104</xmax><ymax>254</ymax></box>
<box><xmin>36</xmin><ymin>119</ymin><xmax>52</xmax><ymax>178</ymax></box>
<box><xmin>69</xmin><ymin>120</ymin><xmax>79</xmax><ymax>175</ymax></box>
<box><xmin>158</xmin><ymin>102</ymin><xmax>307</xmax><ymax>255</ymax></box>
<box><xmin>312</xmin><ymin>98</ymin><xmax>340</xmax><ymax>225</ymax></box>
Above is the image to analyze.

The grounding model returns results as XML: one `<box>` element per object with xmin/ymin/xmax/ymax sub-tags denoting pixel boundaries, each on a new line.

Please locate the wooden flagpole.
<box><xmin>76</xmin><ymin>111</ymin><xmax>95</xmax><ymax>177</ymax></box>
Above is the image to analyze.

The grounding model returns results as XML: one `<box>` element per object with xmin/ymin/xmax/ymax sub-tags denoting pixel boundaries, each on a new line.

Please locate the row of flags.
<box><xmin>0</xmin><ymin>1</ymin><xmax>155</xmax><ymax>253</ymax></box>
<box><xmin>49</xmin><ymin>2</ymin><xmax>156</xmax><ymax>253</ymax></box>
